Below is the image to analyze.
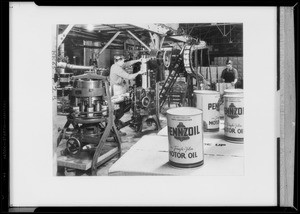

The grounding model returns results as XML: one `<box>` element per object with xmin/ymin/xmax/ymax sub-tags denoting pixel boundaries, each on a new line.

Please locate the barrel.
<box><xmin>224</xmin><ymin>94</ymin><xmax>244</xmax><ymax>142</ymax></box>
<box><xmin>72</xmin><ymin>79</ymin><xmax>105</xmax><ymax>97</ymax></box>
<box><xmin>220</xmin><ymin>89</ymin><xmax>244</xmax><ymax>118</ymax></box>
<box><xmin>194</xmin><ymin>90</ymin><xmax>220</xmax><ymax>132</ymax></box>
<box><xmin>166</xmin><ymin>107</ymin><xmax>204</xmax><ymax>168</ymax></box>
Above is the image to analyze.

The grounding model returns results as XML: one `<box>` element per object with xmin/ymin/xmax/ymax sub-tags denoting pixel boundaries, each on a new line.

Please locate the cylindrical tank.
<box><xmin>194</xmin><ymin>90</ymin><xmax>220</xmax><ymax>132</ymax></box>
<box><xmin>220</xmin><ymin>89</ymin><xmax>244</xmax><ymax>118</ymax></box>
<box><xmin>166</xmin><ymin>107</ymin><xmax>204</xmax><ymax>168</ymax></box>
<box><xmin>72</xmin><ymin>79</ymin><xmax>105</xmax><ymax>97</ymax></box>
<box><xmin>224</xmin><ymin>94</ymin><xmax>244</xmax><ymax>143</ymax></box>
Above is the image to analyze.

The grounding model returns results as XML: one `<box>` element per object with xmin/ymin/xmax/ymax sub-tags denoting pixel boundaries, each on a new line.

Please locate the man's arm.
<box><xmin>114</xmin><ymin>66</ymin><xmax>144</xmax><ymax>80</ymax></box>
<box><xmin>122</xmin><ymin>59</ymin><xmax>141</xmax><ymax>68</ymax></box>
<box><xmin>232</xmin><ymin>68</ymin><xmax>238</xmax><ymax>85</ymax></box>
<box><xmin>220</xmin><ymin>69</ymin><xmax>225</xmax><ymax>82</ymax></box>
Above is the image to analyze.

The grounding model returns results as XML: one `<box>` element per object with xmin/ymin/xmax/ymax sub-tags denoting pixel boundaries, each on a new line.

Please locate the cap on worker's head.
<box><xmin>226</xmin><ymin>59</ymin><xmax>233</xmax><ymax>65</ymax></box>
<box><xmin>114</xmin><ymin>55</ymin><xmax>125</xmax><ymax>62</ymax></box>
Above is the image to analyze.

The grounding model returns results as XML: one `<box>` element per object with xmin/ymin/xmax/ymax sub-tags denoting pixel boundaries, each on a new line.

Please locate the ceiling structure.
<box><xmin>59</xmin><ymin>24</ymin><xmax>192</xmax><ymax>49</ymax></box>
<box><xmin>179</xmin><ymin>23</ymin><xmax>243</xmax><ymax>56</ymax></box>
<box><xmin>59</xmin><ymin>23</ymin><xmax>243</xmax><ymax>56</ymax></box>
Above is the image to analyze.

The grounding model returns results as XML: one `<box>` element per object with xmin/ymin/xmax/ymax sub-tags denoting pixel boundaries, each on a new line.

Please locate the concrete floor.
<box><xmin>55</xmin><ymin>107</ymin><xmax>170</xmax><ymax>176</ymax></box>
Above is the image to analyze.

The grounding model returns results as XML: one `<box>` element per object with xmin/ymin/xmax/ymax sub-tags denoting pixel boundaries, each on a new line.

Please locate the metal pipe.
<box><xmin>57</xmin><ymin>24</ymin><xmax>75</xmax><ymax>48</ymax></box>
<box><xmin>57</xmin><ymin>62</ymin><xmax>94</xmax><ymax>70</ymax></box>
<box><xmin>95</xmin><ymin>101</ymin><xmax>101</xmax><ymax>112</ymax></box>
<box><xmin>80</xmin><ymin>102</ymin><xmax>85</xmax><ymax>112</ymax></box>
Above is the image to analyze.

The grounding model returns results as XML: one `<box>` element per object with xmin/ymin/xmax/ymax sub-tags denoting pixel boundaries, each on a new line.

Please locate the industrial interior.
<box><xmin>53</xmin><ymin>23</ymin><xmax>244</xmax><ymax>176</ymax></box>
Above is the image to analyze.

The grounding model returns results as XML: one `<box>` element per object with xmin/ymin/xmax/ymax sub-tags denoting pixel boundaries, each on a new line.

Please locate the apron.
<box><xmin>112</xmin><ymin>84</ymin><xmax>126</xmax><ymax>96</ymax></box>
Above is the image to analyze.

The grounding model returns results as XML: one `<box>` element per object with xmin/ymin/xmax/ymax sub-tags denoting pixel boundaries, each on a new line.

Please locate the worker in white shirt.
<box><xmin>110</xmin><ymin>55</ymin><xmax>149</xmax><ymax>96</ymax></box>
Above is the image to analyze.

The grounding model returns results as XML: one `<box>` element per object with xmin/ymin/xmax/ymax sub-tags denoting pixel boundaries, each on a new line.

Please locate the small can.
<box><xmin>87</xmin><ymin>107</ymin><xmax>94</xmax><ymax>117</ymax></box>
<box><xmin>224</xmin><ymin>94</ymin><xmax>244</xmax><ymax>142</ymax></box>
<box><xmin>166</xmin><ymin>107</ymin><xmax>204</xmax><ymax>168</ymax></box>
<box><xmin>73</xmin><ymin>106</ymin><xmax>80</xmax><ymax>113</ymax></box>
<box><xmin>102</xmin><ymin>103</ymin><xmax>108</xmax><ymax>116</ymax></box>
<box><xmin>194</xmin><ymin>90</ymin><xmax>220</xmax><ymax>132</ymax></box>
<box><xmin>220</xmin><ymin>89</ymin><xmax>244</xmax><ymax>118</ymax></box>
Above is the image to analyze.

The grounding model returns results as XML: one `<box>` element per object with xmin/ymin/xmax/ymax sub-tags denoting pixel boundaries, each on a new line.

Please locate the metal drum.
<box><xmin>224</xmin><ymin>94</ymin><xmax>244</xmax><ymax>143</ymax></box>
<box><xmin>220</xmin><ymin>89</ymin><xmax>244</xmax><ymax>117</ymax></box>
<box><xmin>72</xmin><ymin>79</ymin><xmax>105</xmax><ymax>97</ymax></box>
<box><xmin>166</xmin><ymin>107</ymin><xmax>204</xmax><ymax>168</ymax></box>
<box><xmin>194</xmin><ymin>90</ymin><xmax>220</xmax><ymax>132</ymax></box>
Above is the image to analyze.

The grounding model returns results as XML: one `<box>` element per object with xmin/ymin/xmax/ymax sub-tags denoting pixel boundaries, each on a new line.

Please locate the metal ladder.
<box><xmin>159</xmin><ymin>54</ymin><xmax>183</xmax><ymax>110</ymax></box>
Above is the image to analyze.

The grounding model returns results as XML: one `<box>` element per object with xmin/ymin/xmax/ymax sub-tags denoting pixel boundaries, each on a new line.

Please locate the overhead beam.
<box><xmin>169</xmin><ymin>35</ymin><xmax>193</xmax><ymax>43</ymax></box>
<box><xmin>57</xmin><ymin>24</ymin><xmax>75</xmax><ymax>48</ymax></box>
<box><xmin>225</xmin><ymin>25</ymin><xmax>236</xmax><ymax>37</ymax></box>
<box><xmin>131</xmin><ymin>23</ymin><xmax>171</xmax><ymax>35</ymax></box>
<box><xmin>126</xmin><ymin>30</ymin><xmax>151</xmax><ymax>51</ymax></box>
<box><xmin>216</xmin><ymin>25</ymin><xmax>225</xmax><ymax>37</ymax></box>
<box><xmin>133</xmin><ymin>23</ymin><xmax>197</xmax><ymax>43</ymax></box>
<box><xmin>99</xmin><ymin>31</ymin><xmax>121</xmax><ymax>55</ymax></box>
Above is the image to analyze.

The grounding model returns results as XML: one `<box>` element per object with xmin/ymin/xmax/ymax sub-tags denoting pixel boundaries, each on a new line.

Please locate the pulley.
<box><xmin>163</xmin><ymin>50</ymin><xmax>172</xmax><ymax>68</ymax></box>
<box><xmin>141</xmin><ymin>96</ymin><xmax>150</xmax><ymax>108</ymax></box>
<box><xmin>66</xmin><ymin>137</ymin><xmax>81</xmax><ymax>156</ymax></box>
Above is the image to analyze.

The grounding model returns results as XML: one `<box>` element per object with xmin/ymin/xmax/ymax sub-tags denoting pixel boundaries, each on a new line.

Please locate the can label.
<box><xmin>167</xmin><ymin>114</ymin><xmax>203</xmax><ymax>165</ymax></box>
<box><xmin>195</xmin><ymin>93</ymin><xmax>220</xmax><ymax>131</ymax></box>
<box><xmin>224</xmin><ymin>96</ymin><xmax>244</xmax><ymax>141</ymax></box>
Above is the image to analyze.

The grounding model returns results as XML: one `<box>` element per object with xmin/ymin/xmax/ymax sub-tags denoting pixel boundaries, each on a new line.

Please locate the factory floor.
<box><xmin>55</xmin><ymin>107</ymin><xmax>171</xmax><ymax>176</ymax></box>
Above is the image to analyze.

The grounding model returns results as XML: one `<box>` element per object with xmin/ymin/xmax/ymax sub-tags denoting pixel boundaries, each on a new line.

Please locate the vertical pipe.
<box><xmin>88</xmin><ymin>97</ymin><xmax>93</xmax><ymax>108</ymax></box>
<box><xmin>95</xmin><ymin>101</ymin><xmax>100</xmax><ymax>112</ymax></box>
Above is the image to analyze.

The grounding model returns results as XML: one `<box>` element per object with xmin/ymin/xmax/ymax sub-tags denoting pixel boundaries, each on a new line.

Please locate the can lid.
<box><xmin>223</xmin><ymin>94</ymin><xmax>244</xmax><ymax>98</ymax></box>
<box><xmin>166</xmin><ymin>107</ymin><xmax>202</xmax><ymax>116</ymax></box>
<box><xmin>224</xmin><ymin>89</ymin><xmax>244</xmax><ymax>94</ymax></box>
<box><xmin>194</xmin><ymin>90</ymin><xmax>219</xmax><ymax>94</ymax></box>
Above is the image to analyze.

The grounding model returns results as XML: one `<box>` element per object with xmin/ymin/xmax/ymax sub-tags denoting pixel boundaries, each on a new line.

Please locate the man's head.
<box><xmin>226</xmin><ymin>59</ymin><xmax>233</xmax><ymax>69</ymax></box>
<box><xmin>114</xmin><ymin>55</ymin><xmax>125</xmax><ymax>66</ymax></box>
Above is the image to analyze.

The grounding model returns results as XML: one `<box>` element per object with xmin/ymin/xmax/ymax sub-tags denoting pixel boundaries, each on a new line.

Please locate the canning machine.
<box><xmin>56</xmin><ymin>70</ymin><xmax>121</xmax><ymax>175</ymax></box>
<box><xmin>114</xmin><ymin>52</ymin><xmax>162</xmax><ymax>133</ymax></box>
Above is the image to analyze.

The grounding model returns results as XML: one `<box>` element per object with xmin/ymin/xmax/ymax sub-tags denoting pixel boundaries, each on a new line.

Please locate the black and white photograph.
<box><xmin>8</xmin><ymin>4</ymin><xmax>296</xmax><ymax>208</ymax></box>
<box><xmin>53</xmin><ymin>23</ymin><xmax>244</xmax><ymax>176</ymax></box>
